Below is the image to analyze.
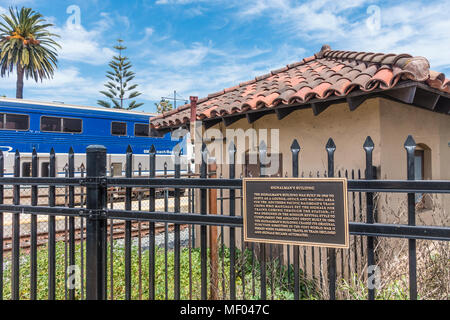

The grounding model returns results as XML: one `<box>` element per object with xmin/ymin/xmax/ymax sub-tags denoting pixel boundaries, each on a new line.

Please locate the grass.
<box><xmin>1</xmin><ymin>240</ymin><xmax>320</xmax><ymax>300</ymax></box>
<box><xmin>338</xmin><ymin>273</ymin><xmax>409</xmax><ymax>300</ymax></box>
<box><xmin>3</xmin><ymin>239</ymin><xmax>446</xmax><ymax>300</ymax></box>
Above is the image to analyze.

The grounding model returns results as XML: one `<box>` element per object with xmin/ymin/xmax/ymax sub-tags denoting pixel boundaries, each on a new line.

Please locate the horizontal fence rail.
<box><xmin>1</xmin><ymin>177</ymin><xmax>449</xmax><ymax>193</ymax></box>
<box><xmin>0</xmin><ymin>204</ymin><xmax>449</xmax><ymax>241</ymax></box>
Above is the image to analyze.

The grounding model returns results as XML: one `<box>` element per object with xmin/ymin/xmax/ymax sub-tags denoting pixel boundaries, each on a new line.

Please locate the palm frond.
<box><xmin>0</xmin><ymin>6</ymin><xmax>60</xmax><ymax>85</ymax></box>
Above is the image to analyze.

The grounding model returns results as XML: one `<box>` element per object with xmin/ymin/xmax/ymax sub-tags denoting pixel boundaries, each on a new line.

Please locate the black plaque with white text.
<box><xmin>243</xmin><ymin>178</ymin><xmax>349</xmax><ymax>248</ymax></box>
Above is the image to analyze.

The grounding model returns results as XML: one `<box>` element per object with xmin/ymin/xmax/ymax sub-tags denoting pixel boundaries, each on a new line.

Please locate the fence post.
<box><xmin>148</xmin><ymin>145</ymin><xmax>156</xmax><ymax>300</ymax></box>
<box><xmin>228</xmin><ymin>141</ymin><xmax>236</xmax><ymax>299</ymax></box>
<box><xmin>404</xmin><ymin>135</ymin><xmax>417</xmax><ymax>300</ymax></box>
<box><xmin>125</xmin><ymin>145</ymin><xmax>133</xmax><ymax>300</ymax></box>
<box><xmin>259</xmin><ymin>140</ymin><xmax>267</xmax><ymax>300</ymax></box>
<box><xmin>363</xmin><ymin>136</ymin><xmax>376</xmax><ymax>300</ymax></box>
<box><xmin>0</xmin><ymin>151</ymin><xmax>3</xmax><ymax>300</ymax></box>
<box><xmin>30</xmin><ymin>148</ymin><xmax>38</xmax><ymax>300</ymax></box>
<box><xmin>174</xmin><ymin>143</ymin><xmax>182</xmax><ymax>300</ymax></box>
<box><xmin>200</xmin><ymin>143</ymin><xmax>208</xmax><ymax>300</ymax></box>
<box><xmin>163</xmin><ymin>161</ymin><xmax>169</xmax><ymax>300</ymax></box>
<box><xmin>68</xmin><ymin>147</ymin><xmax>76</xmax><ymax>300</ymax></box>
<box><xmin>290</xmin><ymin>139</ymin><xmax>301</xmax><ymax>300</ymax></box>
<box><xmin>85</xmin><ymin>145</ymin><xmax>107</xmax><ymax>300</ymax></box>
<box><xmin>326</xmin><ymin>138</ymin><xmax>337</xmax><ymax>300</ymax></box>
<box><xmin>48</xmin><ymin>148</ymin><xmax>56</xmax><ymax>300</ymax></box>
<box><xmin>12</xmin><ymin>150</ymin><xmax>20</xmax><ymax>300</ymax></box>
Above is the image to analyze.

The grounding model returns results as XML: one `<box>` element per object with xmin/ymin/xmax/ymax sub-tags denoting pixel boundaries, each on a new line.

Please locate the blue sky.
<box><xmin>0</xmin><ymin>0</ymin><xmax>449</xmax><ymax>113</ymax></box>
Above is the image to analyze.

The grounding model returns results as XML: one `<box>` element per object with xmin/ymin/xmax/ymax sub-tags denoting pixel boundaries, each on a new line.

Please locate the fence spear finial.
<box><xmin>404</xmin><ymin>135</ymin><xmax>416</xmax><ymax>150</ymax></box>
<box><xmin>228</xmin><ymin>141</ymin><xmax>236</xmax><ymax>165</ymax></box>
<box><xmin>363</xmin><ymin>136</ymin><xmax>374</xmax><ymax>151</ymax></box>
<box><xmin>126</xmin><ymin>144</ymin><xmax>133</xmax><ymax>153</ymax></box>
<box><xmin>326</xmin><ymin>138</ymin><xmax>336</xmax><ymax>152</ymax></box>
<box><xmin>290</xmin><ymin>139</ymin><xmax>300</xmax><ymax>153</ymax></box>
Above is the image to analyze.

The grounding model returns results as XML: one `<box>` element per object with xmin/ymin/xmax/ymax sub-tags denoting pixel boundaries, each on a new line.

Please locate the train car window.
<box><xmin>149</xmin><ymin>123</ymin><xmax>161</xmax><ymax>137</ymax></box>
<box><xmin>63</xmin><ymin>118</ymin><xmax>82</xmax><ymax>133</ymax></box>
<box><xmin>41</xmin><ymin>116</ymin><xmax>82</xmax><ymax>133</ymax></box>
<box><xmin>135</xmin><ymin>123</ymin><xmax>149</xmax><ymax>137</ymax></box>
<box><xmin>3</xmin><ymin>113</ymin><xmax>29</xmax><ymax>130</ymax></box>
<box><xmin>41</xmin><ymin>116</ymin><xmax>61</xmax><ymax>132</ymax></box>
<box><xmin>111</xmin><ymin>122</ymin><xmax>127</xmax><ymax>136</ymax></box>
<box><xmin>0</xmin><ymin>114</ymin><xmax>3</xmax><ymax>129</ymax></box>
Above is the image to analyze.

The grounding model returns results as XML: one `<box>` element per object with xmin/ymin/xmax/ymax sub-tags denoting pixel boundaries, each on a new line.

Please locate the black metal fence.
<box><xmin>0</xmin><ymin>135</ymin><xmax>449</xmax><ymax>300</ymax></box>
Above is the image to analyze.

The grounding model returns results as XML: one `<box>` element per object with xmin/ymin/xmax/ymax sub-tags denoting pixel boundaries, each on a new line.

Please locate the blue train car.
<box><xmin>0</xmin><ymin>98</ymin><xmax>186</xmax><ymax>176</ymax></box>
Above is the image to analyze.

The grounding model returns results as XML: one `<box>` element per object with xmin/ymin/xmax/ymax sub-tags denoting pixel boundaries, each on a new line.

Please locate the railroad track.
<box><xmin>2</xmin><ymin>221</ymin><xmax>187</xmax><ymax>253</ymax></box>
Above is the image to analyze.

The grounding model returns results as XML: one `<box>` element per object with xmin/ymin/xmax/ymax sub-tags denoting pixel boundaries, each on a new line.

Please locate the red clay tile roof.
<box><xmin>151</xmin><ymin>45</ymin><xmax>450</xmax><ymax>129</ymax></box>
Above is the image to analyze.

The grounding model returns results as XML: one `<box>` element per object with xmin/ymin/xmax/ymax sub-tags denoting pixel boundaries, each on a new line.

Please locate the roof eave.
<box><xmin>154</xmin><ymin>80</ymin><xmax>450</xmax><ymax>131</ymax></box>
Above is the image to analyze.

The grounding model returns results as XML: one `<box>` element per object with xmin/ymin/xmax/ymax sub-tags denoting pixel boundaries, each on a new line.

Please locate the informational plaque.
<box><xmin>243</xmin><ymin>178</ymin><xmax>349</xmax><ymax>249</ymax></box>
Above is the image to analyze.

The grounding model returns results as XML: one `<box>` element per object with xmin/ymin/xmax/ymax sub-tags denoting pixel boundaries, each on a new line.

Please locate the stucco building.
<box><xmin>150</xmin><ymin>45</ymin><xmax>450</xmax><ymax>282</ymax></box>
<box><xmin>151</xmin><ymin>44</ymin><xmax>449</xmax><ymax>188</ymax></box>
<box><xmin>152</xmin><ymin>44</ymin><xmax>450</xmax><ymax>218</ymax></box>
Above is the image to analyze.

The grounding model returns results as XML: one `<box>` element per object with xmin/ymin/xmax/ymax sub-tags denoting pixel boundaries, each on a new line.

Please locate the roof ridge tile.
<box><xmin>255</xmin><ymin>73</ymin><xmax>272</xmax><ymax>81</ymax></box>
<box><xmin>151</xmin><ymin>45</ymin><xmax>446</xmax><ymax>129</ymax></box>
<box><xmin>208</xmin><ymin>90</ymin><xmax>225</xmax><ymax>98</ymax></box>
<box><xmin>392</xmin><ymin>53</ymin><xmax>414</xmax><ymax>66</ymax></box>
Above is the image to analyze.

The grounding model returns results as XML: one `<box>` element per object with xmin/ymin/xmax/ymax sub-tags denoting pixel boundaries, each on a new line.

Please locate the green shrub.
<box><xmin>1</xmin><ymin>241</ymin><xmax>321</xmax><ymax>300</ymax></box>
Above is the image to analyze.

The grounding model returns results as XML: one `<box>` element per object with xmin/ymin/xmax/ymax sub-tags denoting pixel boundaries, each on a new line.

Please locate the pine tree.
<box><xmin>98</xmin><ymin>39</ymin><xmax>143</xmax><ymax>110</ymax></box>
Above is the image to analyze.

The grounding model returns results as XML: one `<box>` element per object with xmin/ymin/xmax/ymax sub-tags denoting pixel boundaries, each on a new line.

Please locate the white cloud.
<box><xmin>328</xmin><ymin>1</ymin><xmax>450</xmax><ymax>71</ymax></box>
<box><xmin>0</xmin><ymin>0</ymin><xmax>35</xmax><ymax>7</ymax></box>
<box><xmin>45</xmin><ymin>10</ymin><xmax>130</xmax><ymax>66</ymax></box>
<box><xmin>237</xmin><ymin>0</ymin><xmax>290</xmax><ymax>17</ymax></box>
<box><xmin>185</xmin><ymin>6</ymin><xmax>205</xmax><ymax>17</ymax></box>
<box><xmin>231</xmin><ymin>0</ymin><xmax>450</xmax><ymax>71</ymax></box>
<box><xmin>134</xmin><ymin>0</ymin><xmax>450</xmax><ymax>106</ymax></box>
<box><xmin>2</xmin><ymin>0</ymin><xmax>448</xmax><ymax>111</ymax></box>
<box><xmin>137</xmin><ymin>41</ymin><xmax>306</xmax><ymax>101</ymax></box>
<box><xmin>155</xmin><ymin>0</ymin><xmax>209</xmax><ymax>4</ymax></box>
<box><xmin>144</xmin><ymin>27</ymin><xmax>154</xmax><ymax>37</ymax></box>
<box><xmin>148</xmin><ymin>42</ymin><xmax>212</xmax><ymax>68</ymax></box>
<box><xmin>53</xmin><ymin>24</ymin><xmax>115</xmax><ymax>65</ymax></box>
<box><xmin>0</xmin><ymin>66</ymin><xmax>103</xmax><ymax>105</ymax></box>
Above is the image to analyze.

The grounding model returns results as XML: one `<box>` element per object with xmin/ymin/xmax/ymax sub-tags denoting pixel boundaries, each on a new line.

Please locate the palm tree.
<box><xmin>155</xmin><ymin>99</ymin><xmax>173</xmax><ymax>114</ymax></box>
<box><xmin>0</xmin><ymin>7</ymin><xmax>60</xmax><ymax>99</ymax></box>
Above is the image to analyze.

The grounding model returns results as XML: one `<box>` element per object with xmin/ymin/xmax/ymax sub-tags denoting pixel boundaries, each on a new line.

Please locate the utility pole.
<box><xmin>161</xmin><ymin>90</ymin><xmax>188</xmax><ymax>109</ymax></box>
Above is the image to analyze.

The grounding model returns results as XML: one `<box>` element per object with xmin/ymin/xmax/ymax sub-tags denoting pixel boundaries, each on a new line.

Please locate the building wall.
<box><xmin>215</xmin><ymin>97</ymin><xmax>382</xmax><ymax>180</ymax></box>
<box><xmin>198</xmin><ymin>98</ymin><xmax>382</xmax><ymax>272</ymax></box>
<box><xmin>377</xmin><ymin>98</ymin><xmax>450</xmax><ymax>225</ymax></box>
<box><xmin>194</xmin><ymin>97</ymin><xmax>449</xmax><ymax>280</ymax></box>
<box><xmin>379</xmin><ymin>98</ymin><xmax>450</xmax><ymax>180</ymax></box>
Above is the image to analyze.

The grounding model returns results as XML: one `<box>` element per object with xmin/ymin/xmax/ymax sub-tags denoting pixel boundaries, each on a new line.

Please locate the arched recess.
<box><xmin>242</xmin><ymin>148</ymin><xmax>283</xmax><ymax>178</ymax></box>
<box><xmin>414</xmin><ymin>143</ymin><xmax>432</xmax><ymax>209</ymax></box>
<box><xmin>414</xmin><ymin>143</ymin><xmax>432</xmax><ymax>180</ymax></box>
